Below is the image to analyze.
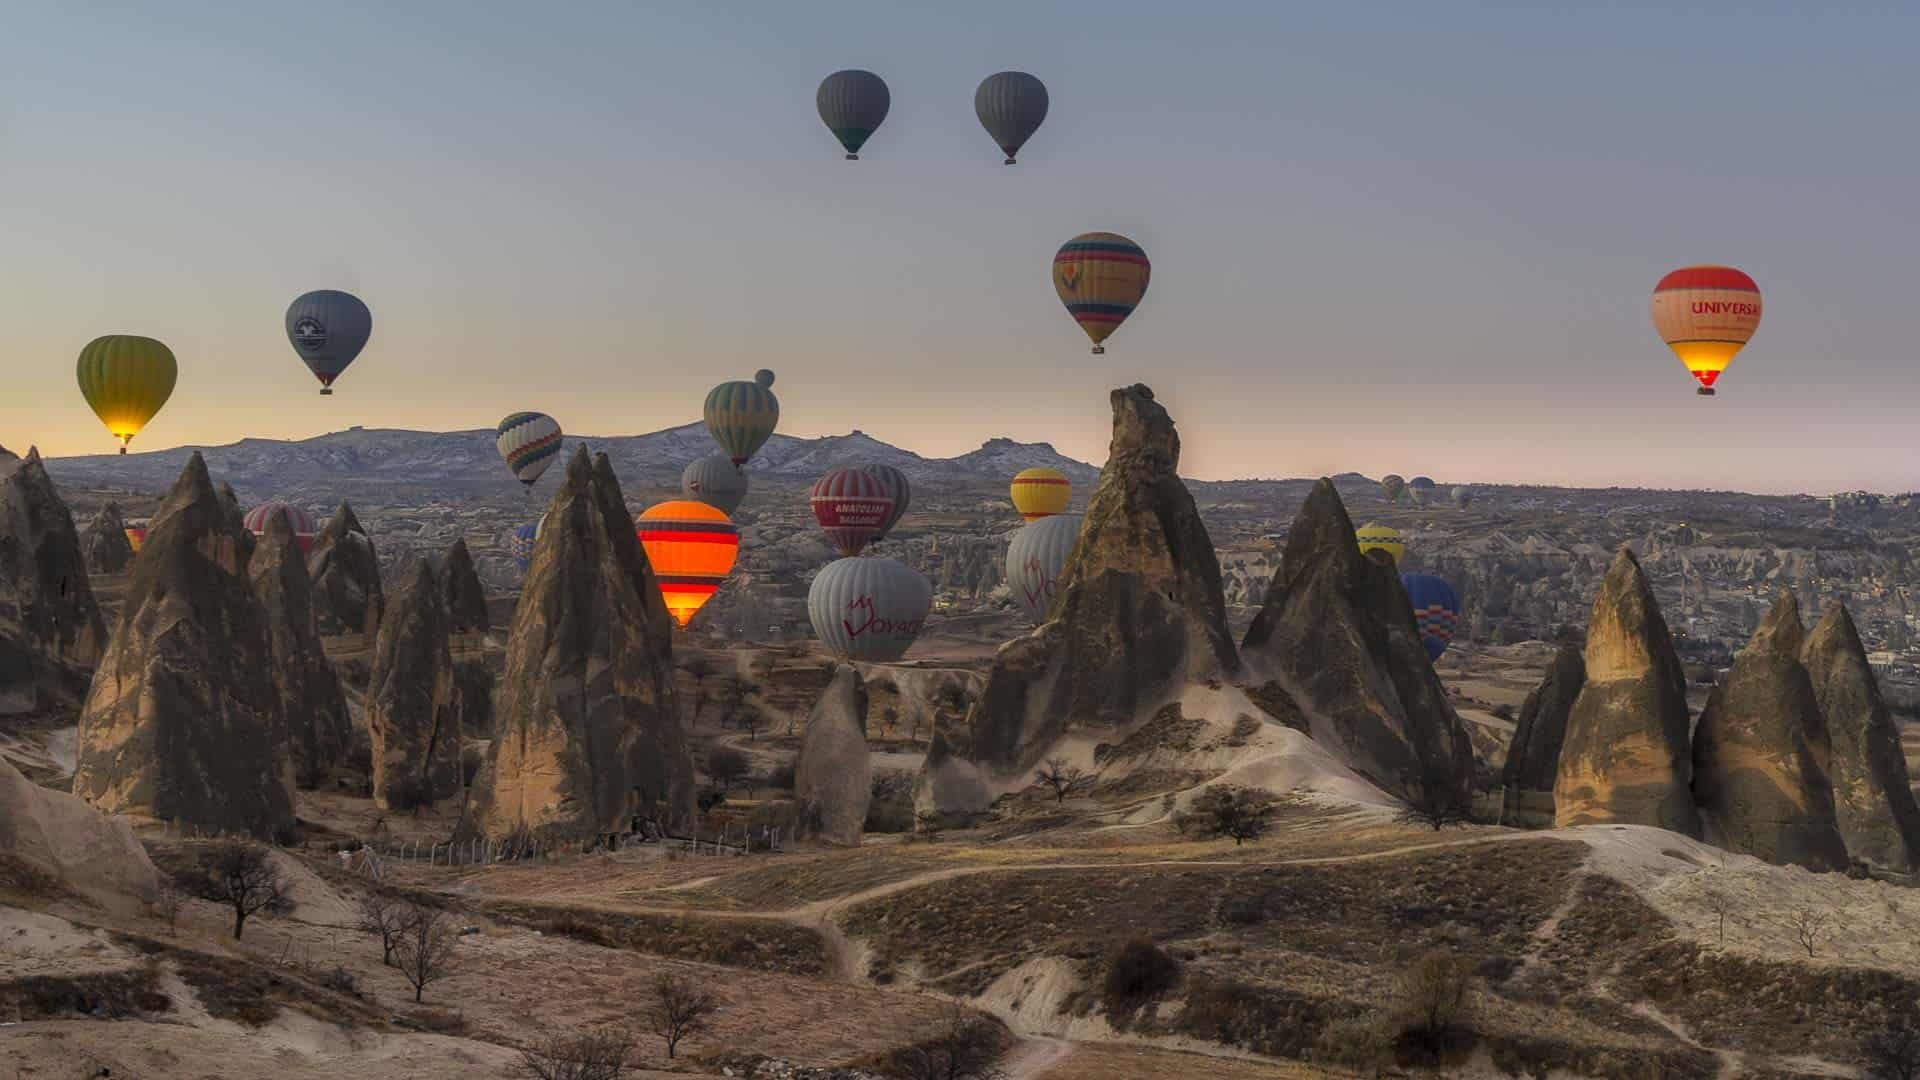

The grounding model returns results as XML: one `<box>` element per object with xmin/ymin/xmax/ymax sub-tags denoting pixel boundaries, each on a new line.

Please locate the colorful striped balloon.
<box><xmin>1053</xmin><ymin>232</ymin><xmax>1149</xmax><ymax>354</ymax></box>
<box><xmin>242</xmin><ymin>501</ymin><xmax>318</xmax><ymax>555</ymax></box>
<box><xmin>1401</xmin><ymin>573</ymin><xmax>1461</xmax><ymax>662</ymax></box>
<box><xmin>858</xmin><ymin>464</ymin><xmax>911</xmax><ymax>541</ymax></box>
<box><xmin>811</xmin><ymin>468</ymin><xmax>894</xmax><ymax>557</ymax></box>
<box><xmin>704</xmin><ymin>370</ymin><xmax>780</xmax><ymax>467</ymax></box>
<box><xmin>635</xmin><ymin>500</ymin><xmax>740</xmax><ymax>628</ymax></box>
<box><xmin>508</xmin><ymin>521</ymin><xmax>539</xmax><ymax>571</ymax></box>
<box><xmin>496</xmin><ymin>412</ymin><xmax>563</xmax><ymax>487</ymax></box>
<box><xmin>1651</xmin><ymin>265</ymin><xmax>1761</xmax><ymax>396</ymax></box>
<box><xmin>124</xmin><ymin>522</ymin><xmax>149</xmax><ymax>553</ymax></box>
<box><xmin>1010</xmin><ymin>466</ymin><xmax>1071</xmax><ymax>522</ymax></box>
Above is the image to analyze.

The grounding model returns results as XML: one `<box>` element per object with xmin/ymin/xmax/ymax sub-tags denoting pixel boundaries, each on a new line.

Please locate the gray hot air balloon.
<box><xmin>1451</xmin><ymin>485</ymin><xmax>1475</xmax><ymax>510</ymax></box>
<box><xmin>682</xmin><ymin>454</ymin><xmax>749</xmax><ymax>516</ymax></box>
<box><xmin>1380</xmin><ymin>474</ymin><xmax>1406</xmax><ymax>504</ymax></box>
<box><xmin>974</xmin><ymin>71</ymin><xmax>1049</xmax><ymax>165</ymax></box>
<box><xmin>859</xmin><ymin>463</ymin><xmax>911</xmax><ymax>541</ymax></box>
<box><xmin>285</xmin><ymin>290</ymin><xmax>372</xmax><ymax>395</ymax></box>
<box><xmin>1006</xmin><ymin>513</ymin><xmax>1081</xmax><ymax>624</ymax></box>
<box><xmin>808</xmin><ymin>556</ymin><xmax>931</xmax><ymax>662</ymax></box>
<box><xmin>817</xmin><ymin>70</ymin><xmax>890</xmax><ymax>160</ymax></box>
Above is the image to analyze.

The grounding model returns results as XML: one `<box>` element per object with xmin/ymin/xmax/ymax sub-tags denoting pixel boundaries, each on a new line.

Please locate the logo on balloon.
<box><xmin>293</xmin><ymin>317</ymin><xmax>328</xmax><ymax>352</ymax></box>
<box><xmin>1021</xmin><ymin>555</ymin><xmax>1053</xmax><ymax>609</ymax></box>
<box><xmin>1058</xmin><ymin>264</ymin><xmax>1080</xmax><ymax>290</ymax></box>
<box><xmin>842</xmin><ymin>594</ymin><xmax>926</xmax><ymax>641</ymax></box>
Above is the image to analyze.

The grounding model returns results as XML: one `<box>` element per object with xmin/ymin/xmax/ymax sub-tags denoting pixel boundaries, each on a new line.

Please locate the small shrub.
<box><xmin>1218</xmin><ymin>893</ymin><xmax>1265</xmax><ymax>926</ymax></box>
<box><xmin>519</xmin><ymin>1027</ymin><xmax>634</xmax><ymax>1080</ymax></box>
<box><xmin>1392</xmin><ymin>947</ymin><xmax>1476</xmax><ymax>1062</ymax></box>
<box><xmin>1102</xmin><ymin>938</ymin><xmax>1180</xmax><ymax>1018</ymax></box>
<box><xmin>1316</xmin><ymin>1013</ymin><xmax>1392</xmax><ymax>1070</ymax></box>
<box><xmin>865</xmin><ymin>791</ymin><xmax>917</xmax><ymax>834</ymax></box>
<box><xmin>1864</xmin><ymin>1015</ymin><xmax>1920</xmax><ymax>1080</ymax></box>
<box><xmin>1173</xmin><ymin>786</ymin><xmax>1275</xmax><ymax>845</ymax></box>
<box><xmin>320</xmin><ymin>966</ymin><xmax>360</xmax><ymax>997</ymax></box>
<box><xmin>706</xmin><ymin>747</ymin><xmax>750</xmax><ymax>789</ymax></box>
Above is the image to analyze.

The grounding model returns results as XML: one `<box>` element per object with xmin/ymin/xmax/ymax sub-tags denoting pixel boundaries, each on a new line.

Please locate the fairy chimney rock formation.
<box><xmin>1501</xmin><ymin>643</ymin><xmax>1585</xmax><ymax>827</ymax></box>
<box><xmin>441</xmin><ymin>538</ymin><xmax>490</xmax><ymax>636</ymax></box>
<box><xmin>1803</xmin><ymin>602</ymin><xmax>1920</xmax><ymax>872</ymax></box>
<box><xmin>795</xmin><ymin>665</ymin><xmax>872</xmax><ymax>846</ymax></box>
<box><xmin>440</xmin><ymin>538</ymin><xmax>494</xmax><ymax>736</ymax></box>
<box><xmin>250</xmin><ymin>509</ymin><xmax>352</xmax><ymax>789</ymax></box>
<box><xmin>1</xmin><ymin>446</ymin><xmax>108</xmax><ymax>716</ymax></box>
<box><xmin>81</xmin><ymin>501</ymin><xmax>134</xmax><ymax>575</ymax></box>
<box><xmin>308</xmin><ymin>503</ymin><xmax>384</xmax><ymax>636</ymax></box>
<box><xmin>366</xmin><ymin>559</ymin><xmax>462</xmax><ymax>810</ymax></box>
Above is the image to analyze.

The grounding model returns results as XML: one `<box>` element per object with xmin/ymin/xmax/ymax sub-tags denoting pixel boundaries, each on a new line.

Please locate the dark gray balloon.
<box><xmin>682</xmin><ymin>454</ymin><xmax>749</xmax><ymax>516</ymax></box>
<box><xmin>817</xmin><ymin>70</ymin><xmax>890</xmax><ymax>160</ymax></box>
<box><xmin>974</xmin><ymin>71</ymin><xmax>1049</xmax><ymax>164</ymax></box>
<box><xmin>285</xmin><ymin>290</ymin><xmax>372</xmax><ymax>395</ymax></box>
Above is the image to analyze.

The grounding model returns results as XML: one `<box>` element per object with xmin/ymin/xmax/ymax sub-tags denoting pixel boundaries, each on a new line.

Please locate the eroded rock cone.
<box><xmin>441</xmin><ymin>538</ymin><xmax>489</xmax><ymax>636</ymax></box>
<box><xmin>250</xmin><ymin>509</ymin><xmax>351</xmax><ymax>789</ymax></box>
<box><xmin>1804</xmin><ymin>603</ymin><xmax>1920</xmax><ymax>871</ymax></box>
<box><xmin>81</xmin><ymin>501</ymin><xmax>134</xmax><ymax>575</ymax></box>
<box><xmin>1239</xmin><ymin>478</ymin><xmax>1476</xmax><ymax>801</ymax></box>
<box><xmin>217</xmin><ymin>482</ymin><xmax>254</xmax><ymax>566</ymax></box>
<box><xmin>1501</xmin><ymin>643</ymin><xmax>1585</xmax><ymax>827</ymax></box>
<box><xmin>71</xmin><ymin>453</ymin><xmax>293</xmax><ymax>839</ymax></box>
<box><xmin>1692</xmin><ymin>593</ymin><xmax>1848</xmax><ymax>870</ymax></box>
<box><xmin>440</xmin><ymin>538</ymin><xmax>494</xmax><ymax>737</ymax></box>
<box><xmin>308</xmin><ymin>503</ymin><xmax>384</xmax><ymax>637</ymax></box>
<box><xmin>920</xmin><ymin>385</ymin><xmax>1238</xmax><ymax>813</ymax></box>
<box><xmin>1</xmin><ymin>446</ymin><xmax>107</xmax><ymax>716</ymax></box>
<box><xmin>366</xmin><ymin>559</ymin><xmax>461</xmax><ymax>810</ymax></box>
<box><xmin>467</xmin><ymin>447</ymin><xmax>695</xmax><ymax>842</ymax></box>
<box><xmin>796</xmin><ymin>665</ymin><xmax>871</xmax><ymax>846</ymax></box>
<box><xmin>1554</xmin><ymin>548</ymin><xmax>1700</xmax><ymax>836</ymax></box>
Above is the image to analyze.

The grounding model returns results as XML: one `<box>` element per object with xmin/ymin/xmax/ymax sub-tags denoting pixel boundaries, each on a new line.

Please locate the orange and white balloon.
<box><xmin>1651</xmin><ymin>265</ymin><xmax>1761</xmax><ymax>396</ymax></box>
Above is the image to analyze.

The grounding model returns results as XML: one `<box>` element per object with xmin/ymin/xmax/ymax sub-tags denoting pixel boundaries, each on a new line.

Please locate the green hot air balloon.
<box><xmin>974</xmin><ymin>71</ymin><xmax>1049</xmax><ymax>164</ymax></box>
<box><xmin>77</xmin><ymin>335</ymin><xmax>178</xmax><ymax>453</ymax></box>
<box><xmin>1380</xmin><ymin>474</ymin><xmax>1406</xmax><ymax>504</ymax></box>
<box><xmin>704</xmin><ymin>370</ymin><xmax>780</xmax><ymax>467</ymax></box>
<box><xmin>817</xmin><ymin>70</ymin><xmax>890</xmax><ymax>159</ymax></box>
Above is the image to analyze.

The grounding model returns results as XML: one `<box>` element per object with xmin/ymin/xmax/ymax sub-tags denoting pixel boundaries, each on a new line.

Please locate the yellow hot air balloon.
<box><xmin>1054</xmin><ymin>232</ymin><xmax>1149</xmax><ymax>354</ymax></box>
<box><xmin>1651</xmin><ymin>266</ymin><xmax>1761</xmax><ymax>396</ymax></box>
<box><xmin>1356</xmin><ymin>522</ymin><xmax>1405</xmax><ymax>565</ymax></box>
<box><xmin>1011</xmin><ymin>467</ymin><xmax>1071</xmax><ymax>522</ymax></box>
<box><xmin>76</xmin><ymin>336</ymin><xmax>177</xmax><ymax>453</ymax></box>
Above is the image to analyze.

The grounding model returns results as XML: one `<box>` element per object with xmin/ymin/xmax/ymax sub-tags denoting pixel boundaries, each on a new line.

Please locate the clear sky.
<box><xmin>2</xmin><ymin>2</ymin><xmax>1916</xmax><ymax>493</ymax></box>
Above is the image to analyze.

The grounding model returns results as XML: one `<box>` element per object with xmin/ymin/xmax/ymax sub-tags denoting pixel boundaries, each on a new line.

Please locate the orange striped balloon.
<box><xmin>1651</xmin><ymin>265</ymin><xmax>1761</xmax><ymax>396</ymax></box>
<box><xmin>635</xmin><ymin>500</ymin><xmax>740</xmax><ymax>628</ymax></box>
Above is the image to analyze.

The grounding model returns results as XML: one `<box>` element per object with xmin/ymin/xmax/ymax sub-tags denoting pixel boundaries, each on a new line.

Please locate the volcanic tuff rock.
<box><xmin>1692</xmin><ymin>593</ymin><xmax>1848</xmax><ymax>870</ymax></box>
<box><xmin>217</xmin><ymin>481</ymin><xmax>254</xmax><ymax>564</ymax></box>
<box><xmin>467</xmin><ymin>447</ymin><xmax>695</xmax><ymax>842</ymax></box>
<box><xmin>795</xmin><ymin>665</ymin><xmax>872</xmax><ymax>846</ymax></box>
<box><xmin>440</xmin><ymin>538</ymin><xmax>489</xmax><ymax>636</ymax></box>
<box><xmin>440</xmin><ymin>538</ymin><xmax>496</xmax><ymax>736</ymax></box>
<box><xmin>0</xmin><ymin>446</ymin><xmax>107</xmax><ymax>716</ymax></box>
<box><xmin>1803</xmin><ymin>602</ymin><xmax>1920</xmax><ymax>871</ymax></box>
<box><xmin>1239</xmin><ymin>479</ymin><xmax>1476</xmax><ymax>801</ymax></box>
<box><xmin>81</xmin><ymin>501</ymin><xmax>134</xmax><ymax>575</ymax></box>
<box><xmin>1501</xmin><ymin>643</ymin><xmax>1585</xmax><ymax>827</ymax></box>
<box><xmin>2</xmin><ymin>756</ymin><xmax>158</xmax><ymax>909</ymax></box>
<box><xmin>71</xmin><ymin>454</ymin><xmax>294</xmax><ymax>839</ymax></box>
<box><xmin>1554</xmin><ymin>548</ymin><xmax>1700</xmax><ymax>836</ymax></box>
<box><xmin>308</xmin><ymin>502</ymin><xmax>384</xmax><ymax>636</ymax></box>
<box><xmin>920</xmin><ymin>386</ymin><xmax>1238</xmax><ymax>813</ymax></box>
<box><xmin>249</xmin><ymin>508</ymin><xmax>351</xmax><ymax>789</ymax></box>
<box><xmin>366</xmin><ymin>559</ymin><xmax>462</xmax><ymax>810</ymax></box>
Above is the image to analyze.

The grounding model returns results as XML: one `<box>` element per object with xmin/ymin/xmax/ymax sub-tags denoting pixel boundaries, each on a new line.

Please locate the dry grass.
<box><xmin>0</xmin><ymin>964</ymin><xmax>170</xmax><ymax>1022</ymax></box>
<box><xmin>484</xmin><ymin>900</ymin><xmax>827</xmax><ymax>976</ymax></box>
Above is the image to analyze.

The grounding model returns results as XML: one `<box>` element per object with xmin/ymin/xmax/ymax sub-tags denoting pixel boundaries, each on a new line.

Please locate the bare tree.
<box><xmin>1789</xmin><ymin>906</ymin><xmax>1830</xmax><ymax>958</ymax></box>
<box><xmin>1173</xmin><ymin>787</ymin><xmax>1275</xmax><ymax>846</ymax></box>
<box><xmin>1393</xmin><ymin>774</ymin><xmax>1475</xmax><ymax>832</ymax></box>
<box><xmin>1864</xmin><ymin>1015</ymin><xmax>1920</xmax><ymax>1080</ymax></box>
<box><xmin>1033</xmin><ymin>758</ymin><xmax>1086</xmax><ymax>805</ymax></box>
<box><xmin>151</xmin><ymin>882</ymin><xmax>184</xmax><ymax>936</ymax></box>
<box><xmin>886</xmin><ymin>1001</ymin><xmax>1008</xmax><ymax>1080</ymax></box>
<box><xmin>196</xmin><ymin>841</ymin><xmax>293</xmax><ymax>940</ymax></box>
<box><xmin>1702</xmin><ymin>887</ymin><xmax>1736</xmax><ymax>945</ymax></box>
<box><xmin>519</xmin><ymin>1027</ymin><xmax>634</xmax><ymax>1080</ymax></box>
<box><xmin>393</xmin><ymin>902</ymin><xmax>460</xmax><ymax>1002</ymax></box>
<box><xmin>360</xmin><ymin>890</ymin><xmax>417</xmax><ymax>967</ymax></box>
<box><xmin>645</xmin><ymin>973</ymin><xmax>720</xmax><ymax>1060</ymax></box>
<box><xmin>1393</xmin><ymin>947</ymin><xmax>1475</xmax><ymax>1061</ymax></box>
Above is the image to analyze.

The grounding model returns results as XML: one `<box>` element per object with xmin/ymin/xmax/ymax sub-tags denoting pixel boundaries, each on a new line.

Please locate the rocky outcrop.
<box><xmin>467</xmin><ymin>447</ymin><xmax>695</xmax><ymax>842</ymax></box>
<box><xmin>308</xmin><ymin>503</ymin><xmax>383</xmax><ymax>637</ymax></box>
<box><xmin>441</xmin><ymin>538</ymin><xmax>489</xmax><ymax>636</ymax></box>
<box><xmin>0</xmin><ymin>446</ymin><xmax>107</xmax><ymax>716</ymax></box>
<box><xmin>249</xmin><ymin>508</ymin><xmax>351</xmax><ymax>789</ymax></box>
<box><xmin>2</xmin><ymin>757</ymin><xmax>158</xmax><ymax>909</ymax></box>
<box><xmin>1803</xmin><ymin>603</ymin><xmax>1920</xmax><ymax>872</ymax></box>
<box><xmin>920</xmin><ymin>386</ymin><xmax>1238</xmax><ymax>813</ymax></box>
<box><xmin>217</xmin><ymin>482</ymin><xmax>254</xmax><ymax>565</ymax></box>
<box><xmin>1501</xmin><ymin>643</ymin><xmax>1584</xmax><ymax>827</ymax></box>
<box><xmin>795</xmin><ymin>665</ymin><xmax>871</xmax><ymax>845</ymax></box>
<box><xmin>81</xmin><ymin>501</ymin><xmax>134</xmax><ymax>575</ymax></box>
<box><xmin>1239</xmin><ymin>479</ymin><xmax>1476</xmax><ymax>801</ymax></box>
<box><xmin>1692</xmin><ymin>593</ymin><xmax>1847</xmax><ymax>870</ymax></box>
<box><xmin>1554</xmin><ymin>548</ymin><xmax>1700</xmax><ymax>836</ymax></box>
<box><xmin>440</xmin><ymin>538</ymin><xmax>495</xmax><ymax>736</ymax></box>
<box><xmin>366</xmin><ymin>559</ymin><xmax>461</xmax><ymax>810</ymax></box>
<box><xmin>70</xmin><ymin>454</ymin><xmax>294</xmax><ymax>840</ymax></box>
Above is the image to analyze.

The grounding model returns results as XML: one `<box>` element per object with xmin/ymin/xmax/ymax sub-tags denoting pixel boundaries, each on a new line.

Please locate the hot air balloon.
<box><xmin>1380</xmin><ymin>475</ymin><xmax>1406</xmax><ymax>504</ymax></box>
<box><xmin>1054</xmin><ymin>232</ymin><xmax>1149</xmax><ymax>354</ymax></box>
<box><xmin>242</xmin><ymin>501</ymin><xmax>319</xmax><ymax>555</ymax></box>
<box><xmin>811</xmin><ymin>469</ymin><xmax>894</xmax><ymax>557</ymax></box>
<box><xmin>1006</xmin><ymin>514</ymin><xmax>1081</xmax><ymax>623</ymax></box>
<box><xmin>285</xmin><ymin>290</ymin><xmax>372</xmax><ymax>395</ymax></box>
<box><xmin>508</xmin><ymin>521</ymin><xmax>539</xmax><ymax>571</ymax></box>
<box><xmin>1401</xmin><ymin>573</ymin><xmax>1460</xmax><ymax>662</ymax></box>
<box><xmin>76</xmin><ymin>335</ymin><xmax>177</xmax><ymax>453</ymax></box>
<box><xmin>704</xmin><ymin>370</ymin><xmax>779</xmax><ymax>467</ymax></box>
<box><xmin>1356</xmin><ymin>523</ymin><xmax>1405</xmax><ymax>566</ymax></box>
<box><xmin>975</xmin><ymin>71</ymin><xmax>1048</xmax><ymax>165</ymax></box>
<box><xmin>682</xmin><ymin>454</ymin><xmax>749</xmax><ymax>516</ymax></box>
<box><xmin>496</xmin><ymin>412</ymin><xmax>563</xmax><ymax>488</ymax></box>
<box><xmin>1451</xmin><ymin>486</ymin><xmax>1475</xmax><ymax>510</ymax></box>
<box><xmin>808</xmin><ymin>556</ymin><xmax>931</xmax><ymax>662</ymax></box>
<box><xmin>636</xmin><ymin>500</ymin><xmax>740</xmax><ymax>628</ymax></box>
<box><xmin>1408</xmin><ymin>477</ymin><xmax>1436</xmax><ymax>507</ymax></box>
<box><xmin>1010</xmin><ymin>467</ymin><xmax>1071</xmax><ymax>522</ymax></box>
<box><xmin>1651</xmin><ymin>265</ymin><xmax>1761</xmax><ymax>396</ymax></box>
<box><xmin>817</xmin><ymin>70</ymin><xmax>890</xmax><ymax>160</ymax></box>
<box><xmin>859</xmin><ymin>464</ymin><xmax>911</xmax><ymax>541</ymax></box>
<box><xmin>124</xmin><ymin>520</ymin><xmax>150</xmax><ymax>553</ymax></box>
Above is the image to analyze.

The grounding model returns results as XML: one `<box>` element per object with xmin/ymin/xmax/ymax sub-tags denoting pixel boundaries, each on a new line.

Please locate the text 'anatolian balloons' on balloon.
<box><xmin>808</xmin><ymin>556</ymin><xmax>931</xmax><ymax>663</ymax></box>
<box><xmin>811</xmin><ymin>468</ymin><xmax>894</xmax><ymax>557</ymax></box>
<box><xmin>636</xmin><ymin>500</ymin><xmax>740</xmax><ymax>629</ymax></box>
<box><xmin>1380</xmin><ymin>475</ymin><xmax>1406</xmax><ymax>504</ymax></box>
<box><xmin>285</xmin><ymin>290</ymin><xmax>372</xmax><ymax>395</ymax></box>
<box><xmin>975</xmin><ymin>71</ymin><xmax>1048</xmax><ymax>164</ymax></box>
<box><xmin>508</xmin><ymin>521</ymin><xmax>539</xmax><ymax>572</ymax></box>
<box><xmin>859</xmin><ymin>464</ymin><xmax>911</xmax><ymax>541</ymax></box>
<box><xmin>682</xmin><ymin>454</ymin><xmax>749</xmax><ymax>516</ymax></box>
<box><xmin>1356</xmin><ymin>523</ymin><xmax>1405</xmax><ymax>566</ymax></box>
<box><xmin>1401</xmin><ymin>573</ymin><xmax>1461</xmax><ymax>662</ymax></box>
<box><xmin>1010</xmin><ymin>466</ymin><xmax>1071</xmax><ymax>522</ymax></box>
<box><xmin>496</xmin><ymin>412</ymin><xmax>563</xmax><ymax>488</ymax></box>
<box><xmin>704</xmin><ymin>370</ymin><xmax>779</xmax><ymax>467</ymax></box>
<box><xmin>242</xmin><ymin>501</ymin><xmax>318</xmax><ymax>555</ymax></box>
<box><xmin>1054</xmin><ymin>232</ymin><xmax>1149</xmax><ymax>354</ymax></box>
<box><xmin>817</xmin><ymin>70</ymin><xmax>890</xmax><ymax>160</ymax></box>
<box><xmin>77</xmin><ymin>335</ymin><xmax>177</xmax><ymax>454</ymax></box>
<box><xmin>1651</xmin><ymin>265</ymin><xmax>1761</xmax><ymax>397</ymax></box>
<box><xmin>1006</xmin><ymin>514</ymin><xmax>1081</xmax><ymax>624</ymax></box>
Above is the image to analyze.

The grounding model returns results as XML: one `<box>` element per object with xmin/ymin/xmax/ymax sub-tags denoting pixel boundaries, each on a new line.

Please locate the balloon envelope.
<box><xmin>1451</xmin><ymin>486</ymin><xmax>1474</xmax><ymax>510</ymax></box>
<box><xmin>975</xmin><ymin>71</ymin><xmax>1048</xmax><ymax>164</ymax></box>
<box><xmin>811</xmin><ymin>469</ymin><xmax>894</xmax><ymax>557</ymax></box>
<box><xmin>124</xmin><ymin>523</ymin><xmax>149</xmax><ymax>553</ymax></box>
<box><xmin>636</xmin><ymin>500</ymin><xmax>740</xmax><ymax>628</ymax></box>
<box><xmin>1356</xmin><ymin>523</ymin><xmax>1405</xmax><ymax>566</ymax></box>
<box><xmin>1053</xmin><ymin>232</ymin><xmax>1149</xmax><ymax>353</ymax></box>
<box><xmin>1651</xmin><ymin>265</ymin><xmax>1760</xmax><ymax>396</ymax></box>
<box><xmin>1010</xmin><ymin>467</ymin><xmax>1071</xmax><ymax>522</ymax></box>
<box><xmin>704</xmin><ymin>370</ymin><xmax>780</xmax><ymax>467</ymax></box>
<box><xmin>808</xmin><ymin>556</ymin><xmax>931</xmax><ymax>662</ymax></box>
<box><xmin>496</xmin><ymin>412</ymin><xmax>563</xmax><ymax>487</ymax></box>
<box><xmin>285</xmin><ymin>290</ymin><xmax>372</xmax><ymax>394</ymax></box>
<box><xmin>1006</xmin><ymin>514</ymin><xmax>1081</xmax><ymax>623</ymax></box>
<box><xmin>682</xmin><ymin>454</ymin><xmax>749</xmax><ymax>516</ymax></box>
<box><xmin>242</xmin><ymin>501</ymin><xmax>318</xmax><ymax>555</ymax></box>
<box><xmin>1401</xmin><ymin>573</ymin><xmax>1460</xmax><ymax>662</ymax></box>
<box><xmin>1380</xmin><ymin>475</ymin><xmax>1406</xmax><ymax>504</ymax></box>
<box><xmin>509</xmin><ymin>521</ymin><xmax>538</xmax><ymax>571</ymax></box>
<box><xmin>1408</xmin><ymin>477</ymin><xmax>1436</xmax><ymax>506</ymax></box>
<box><xmin>817</xmin><ymin>70</ymin><xmax>890</xmax><ymax>159</ymax></box>
<box><xmin>859</xmin><ymin>464</ymin><xmax>911</xmax><ymax>540</ymax></box>
<box><xmin>76</xmin><ymin>335</ymin><xmax>177</xmax><ymax>452</ymax></box>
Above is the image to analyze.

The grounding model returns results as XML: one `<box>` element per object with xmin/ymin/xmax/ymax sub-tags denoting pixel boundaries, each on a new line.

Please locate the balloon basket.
<box><xmin>1004</xmin><ymin>157</ymin><xmax>1017</xmax><ymax>165</ymax></box>
<box><xmin>1091</xmin><ymin>346</ymin><xmax>1105</xmax><ymax>355</ymax></box>
<box><xmin>1697</xmin><ymin>387</ymin><xmax>1715</xmax><ymax>396</ymax></box>
<box><xmin>320</xmin><ymin>388</ymin><xmax>333</xmax><ymax>396</ymax></box>
<box><xmin>846</xmin><ymin>153</ymin><xmax>859</xmax><ymax>161</ymax></box>
<box><xmin>119</xmin><ymin>447</ymin><xmax>127</xmax><ymax>455</ymax></box>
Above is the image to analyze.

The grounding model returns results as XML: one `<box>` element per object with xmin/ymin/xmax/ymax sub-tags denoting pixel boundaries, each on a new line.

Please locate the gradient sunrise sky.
<box><xmin>2</xmin><ymin>2</ymin><xmax>1915</xmax><ymax>493</ymax></box>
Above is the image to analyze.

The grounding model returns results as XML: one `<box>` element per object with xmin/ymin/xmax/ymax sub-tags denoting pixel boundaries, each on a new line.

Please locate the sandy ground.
<box><xmin>0</xmin><ymin>906</ymin><xmax>142</xmax><ymax>978</ymax></box>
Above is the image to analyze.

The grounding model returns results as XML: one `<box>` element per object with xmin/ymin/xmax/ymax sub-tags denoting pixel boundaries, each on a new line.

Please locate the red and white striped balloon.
<box><xmin>810</xmin><ymin>468</ymin><xmax>895</xmax><ymax>557</ymax></box>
